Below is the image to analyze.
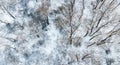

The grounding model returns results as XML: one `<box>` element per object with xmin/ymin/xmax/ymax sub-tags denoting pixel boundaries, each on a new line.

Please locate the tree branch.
<box><xmin>3</xmin><ymin>6</ymin><xmax>15</xmax><ymax>19</ymax></box>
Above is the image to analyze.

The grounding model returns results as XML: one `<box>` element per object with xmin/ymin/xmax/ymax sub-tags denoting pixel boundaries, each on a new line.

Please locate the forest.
<box><xmin>0</xmin><ymin>0</ymin><xmax>120</xmax><ymax>65</ymax></box>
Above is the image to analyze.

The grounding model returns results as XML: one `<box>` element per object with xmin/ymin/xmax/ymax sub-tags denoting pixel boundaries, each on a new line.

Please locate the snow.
<box><xmin>50</xmin><ymin>0</ymin><xmax>64</xmax><ymax>10</ymax></box>
<box><xmin>0</xmin><ymin>0</ymin><xmax>120</xmax><ymax>65</ymax></box>
<box><xmin>27</xmin><ymin>1</ymin><xmax>35</xmax><ymax>9</ymax></box>
<box><xmin>0</xmin><ymin>13</ymin><xmax>14</xmax><ymax>23</ymax></box>
<box><xmin>44</xmin><ymin>17</ymin><xmax>61</xmax><ymax>55</ymax></box>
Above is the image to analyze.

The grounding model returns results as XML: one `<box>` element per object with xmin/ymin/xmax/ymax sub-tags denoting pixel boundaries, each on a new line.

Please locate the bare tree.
<box><xmin>54</xmin><ymin>0</ymin><xmax>120</xmax><ymax>64</ymax></box>
<box><xmin>0</xmin><ymin>0</ymin><xmax>120</xmax><ymax>65</ymax></box>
